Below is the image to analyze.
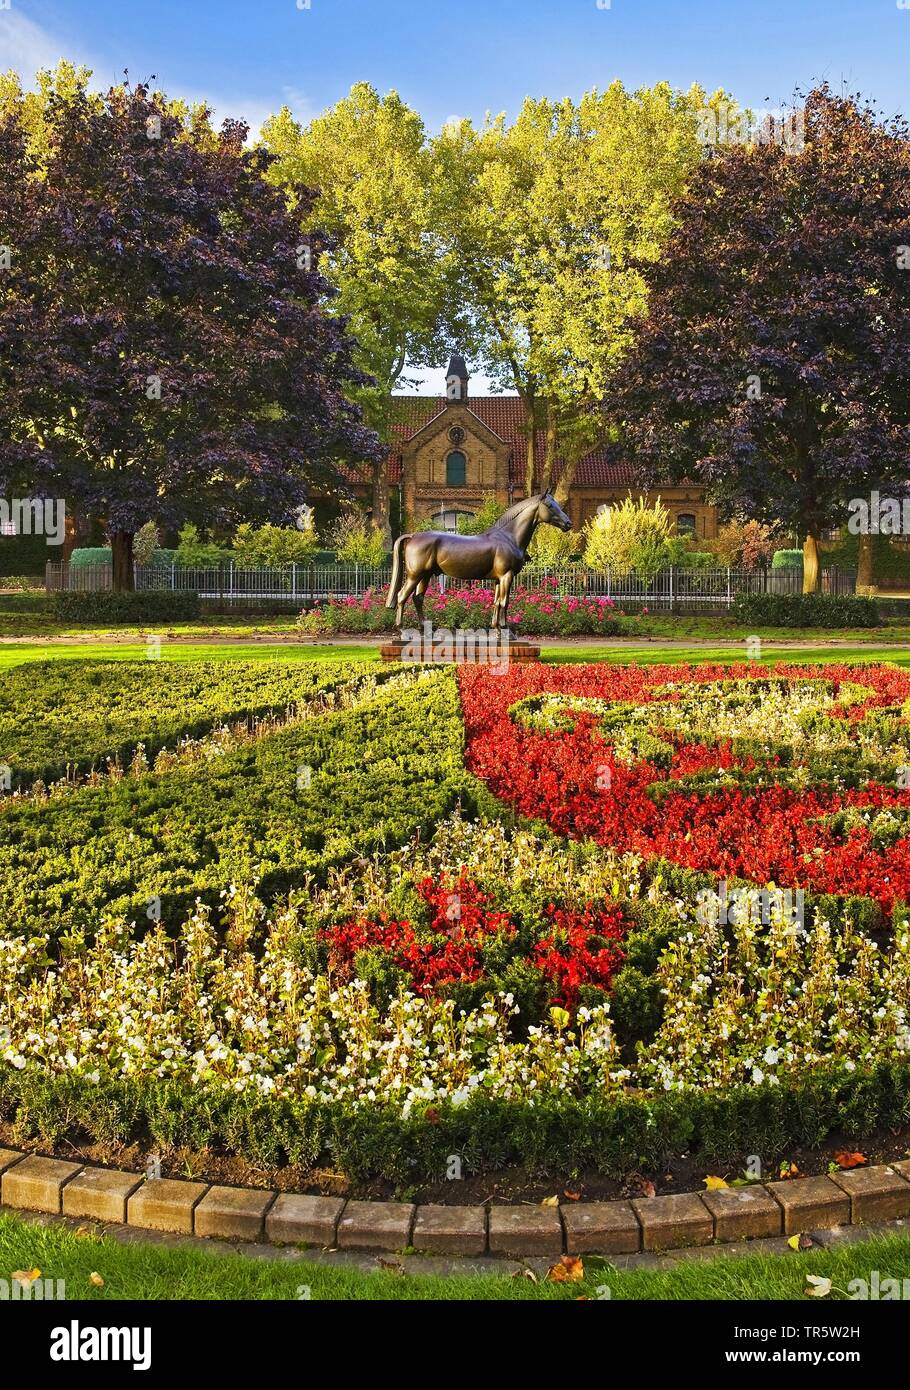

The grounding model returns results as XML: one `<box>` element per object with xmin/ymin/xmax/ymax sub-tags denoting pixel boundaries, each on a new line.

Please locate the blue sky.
<box><xmin>3</xmin><ymin>0</ymin><xmax>906</xmax><ymax>137</ymax></box>
<box><xmin>1</xmin><ymin>0</ymin><xmax>906</xmax><ymax>390</ymax></box>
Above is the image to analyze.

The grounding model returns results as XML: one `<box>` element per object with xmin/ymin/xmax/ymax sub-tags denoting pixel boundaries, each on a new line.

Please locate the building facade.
<box><xmin>368</xmin><ymin>356</ymin><xmax>717</xmax><ymax>539</ymax></box>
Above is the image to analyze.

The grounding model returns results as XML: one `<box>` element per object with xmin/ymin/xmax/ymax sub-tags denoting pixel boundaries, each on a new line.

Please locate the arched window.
<box><xmin>446</xmin><ymin>450</ymin><xmax>467</xmax><ymax>486</ymax></box>
<box><xmin>676</xmin><ymin>513</ymin><xmax>697</xmax><ymax>536</ymax></box>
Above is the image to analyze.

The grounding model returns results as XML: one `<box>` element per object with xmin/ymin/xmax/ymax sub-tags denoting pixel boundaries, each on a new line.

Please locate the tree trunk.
<box><xmin>522</xmin><ymin>394</ymin><xmax>537</xmax><ymax>497</ymax></box>
<box><xmin>110</xmin><ymin>531</ymin><xmax>135</xmax><ymax>592</ymax></box>
<box><xmin>802</xmin><ymin>532</ymin><xmax>820</xmax><ymax>594</ymax></box>
<box><xmin>540</xmin><ymin>400</ymin><xmax>557</xmax><ymax>494</ymax></box>
<box><xmin>856</xmin><ymin>534</ymin><xmax>875</xmax><ymax>592</ymax></box>
<box><xmin>371</xmin><ymin>458</ymin><xmax>392</xmax><ymax>549</ymax></box>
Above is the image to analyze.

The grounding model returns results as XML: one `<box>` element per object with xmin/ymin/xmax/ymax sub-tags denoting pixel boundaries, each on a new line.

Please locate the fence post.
<box><xmin>668</xmin><ymin>565</ymin><xmax>674</xmax><ymax>610</ymax></box>
<box><xmin>726</xmin><ymin>567</ymin><xmax>732</xmax><ymax>605</ymax></box>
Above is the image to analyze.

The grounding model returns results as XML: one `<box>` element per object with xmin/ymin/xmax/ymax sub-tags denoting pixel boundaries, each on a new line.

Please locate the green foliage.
<box><xmin>175</xmin><ymin>524</ymin><xmax>230</xmax><ymax>568</ymax></box>
<box><xmin>583</xmin><ymin>497</ymin><xmax>673</xmax><ymax>578</ymax></box>
<box><xmin>231</xmin><ymin>522</ymin><xmax>319</xmax><ymax>567</ymax></box>
<box><xmin>772</xmin><ymin>549</ymin><xmax>804</xmax><ymax>570</ymax></box>
<box><xmin>527</xmin><ymin>522</ymin><xmax>583</xmax><ymax>567</ymax></box>
<box><xmin>3</xmin><ymin>1059</ymin><xmax>908</xmax><ymax>1182</ymax></box>
<box><xmin>49</xmin><ymin>591</ymin><xmax>201</xmax><ymax>624</ymax></box>
<box><xmin>455</xmin><ymin>496</ymin><xmax>505</xmax><ymax>535</ymax></box>
<box><xmin>0</xmin><ymin>659</ymin><xmax>366</xmax><ymax>788</ymax></box>
<box><xmin>132</xmin><ymin>522</ymin><xmax>160</xmax><ymax>568</ymax></box>
<box><xmin>0</xmin><ymin>668</ymin><xmax>472</xmax><ymax>934</ymax></box>
<box><xmin>731</xmin><ymin>593</ymin><xmax>880</xmax><ymax>629</ymax></box>
<box><xmin>329</xmin><ymin>514</ymin><xmax>388</xmax><ymax>566</ymax></box>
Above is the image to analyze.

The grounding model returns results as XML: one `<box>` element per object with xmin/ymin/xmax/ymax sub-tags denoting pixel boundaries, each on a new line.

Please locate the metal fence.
<box><xmin>45</xmin><ymin>561</ymin><xmax>856</xmax><ymax>609</ymax></box>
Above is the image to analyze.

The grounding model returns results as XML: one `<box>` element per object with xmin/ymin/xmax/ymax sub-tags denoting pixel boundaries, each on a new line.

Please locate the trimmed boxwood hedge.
<box><xmin>731</xmin><ymin>592</ymin><xmax>880</xmax><ymax>628</ymax></box>
<box><xmin>3</xmin><ymin>1059</ymin><xmax>909</xmax><ymax>1183</ymax></box>
<box><xmin>0</xmin><ymin>669</ymin><xmax>479</xmax><ymax>935</ymax></box>
<box><xmin>50</xmin><ymin>590</ymin><xmax>201</xmax><ymax>623</ymax></box>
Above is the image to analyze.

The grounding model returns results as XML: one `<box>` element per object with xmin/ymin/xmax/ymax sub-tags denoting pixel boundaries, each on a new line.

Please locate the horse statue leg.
<box><xmin>496</xmin><ymin>571</ymin><xmax>514</xmax><ymax>630</ymax></box>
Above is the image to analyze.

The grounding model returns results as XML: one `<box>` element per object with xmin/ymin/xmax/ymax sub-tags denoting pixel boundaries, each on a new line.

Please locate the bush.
<box><xmin>0</xmin><ymin>658</ymin><xmax>360</xmax><ymax>788</ymax></box>
<box><xmin>50</xmin><ymin>590</ymin><xmax>201</xmax><ymax>624</ymax></box>
<box><xmin>583</xmin><ymin>497</ymin><xmax>673</xmax><ymax>580</ymax></box>
<box><xmin>771</xmin><ymin>549</ymin><xmax>804</xmax><ymax>570</ymax></box>
<box><xmin>231</xmin><ymin>521</ymin><xmax>318</xmax><ymax>567</ymax></box>
<box><xmin>330</xmin><ymin>514</ymin><xmax>388</xmax><ymax>566</ymax></box>
<box><xmin>0</xmin><ymin>668</ymin><xmax>472</xmax><ymax>934</ymax></box>
<box><xmin>731</xmin><ymin>592</ymin><xmax>880</xmax><ymax>628</ymax></box>
<box><xmin>174</xmin><ymin>524</ymin><xmax>230</xmax><ymax>568</ymax></box>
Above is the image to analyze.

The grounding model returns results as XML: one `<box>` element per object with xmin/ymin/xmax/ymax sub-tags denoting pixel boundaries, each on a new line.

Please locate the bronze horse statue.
<box><xmin>386</xmin><ymin>491</ymin><xmax>573</xmax><ymax>630</ymax></box>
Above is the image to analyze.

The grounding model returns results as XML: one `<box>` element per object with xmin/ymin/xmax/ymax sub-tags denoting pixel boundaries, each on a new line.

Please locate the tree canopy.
<box><xmin>609</xmin><ymin>86</ymin><xmax>910</xmax><ymax>590</ymax></box>
<box><xmin>0</xmin><ymin>75</ymin><xmax>378</xmax><ymax>586</ymax></box>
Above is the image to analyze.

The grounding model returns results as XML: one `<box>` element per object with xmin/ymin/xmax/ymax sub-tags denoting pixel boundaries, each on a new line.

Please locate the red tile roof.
<box><xmin>353</xmin><ymin>395</ymin><xmax>639</xmax><ymax>491</ymax></box>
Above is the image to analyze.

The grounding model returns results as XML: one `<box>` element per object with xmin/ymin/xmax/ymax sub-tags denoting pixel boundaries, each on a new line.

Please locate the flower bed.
<box><xmin>3</xmin><ymin>659</ymin><xmax>910</xmax><ymax>1182</ymax></box>
<box><xmin>297</xmin><ymin>580</ymin><xmax>629</xmax><ymax>636</ymax></box>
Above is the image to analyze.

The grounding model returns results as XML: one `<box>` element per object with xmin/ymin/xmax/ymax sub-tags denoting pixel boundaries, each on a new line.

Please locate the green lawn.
<box><xmin>0</xmin><ymin>640</ymin><xmax>906</xmax><ymax>671</ymax></box>
<box><xmin>1</xmin><ymin>1211</ymin><xmax>907</xmax><ymax>1301</ymax></box>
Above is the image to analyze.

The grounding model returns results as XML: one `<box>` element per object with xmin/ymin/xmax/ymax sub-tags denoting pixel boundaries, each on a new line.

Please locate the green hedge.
<box><xmin>0</xmin><ymin>669</ymin><xmax>476</xmax><ymax>934</ymax></box>
<box><xmin>3</xmin><ymin>1060</ymin><xmax>908</xmax><ymax>1183</ymax></box>
<box><xmin>0</xmin><ymin>658</ymin><xmax>378</xmax><ymax>789</ymax></box>
<box><xmin>771</xmin><ymin>549</ymin><xmax>803</xmax><ymax>570</ymax></box>
<box><xmin>731</xmin><ymin>592</ymin><xmax>880</xmax><ymax>628</ymax></box>
<box><xmin>50</xmin><ymin>590</ymin><xmax>201</xmax><ymax>623</ymax></box>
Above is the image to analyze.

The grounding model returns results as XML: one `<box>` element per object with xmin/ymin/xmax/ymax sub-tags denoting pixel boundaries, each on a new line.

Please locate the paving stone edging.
<box><xmin>2</xmin><ymin>1147</ymin><xmax>910</xmax><ymax>1258</ymax></box>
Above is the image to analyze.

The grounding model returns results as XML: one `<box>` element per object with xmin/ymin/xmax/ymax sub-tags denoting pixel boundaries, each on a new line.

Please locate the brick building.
<box><xmin>359</xmin><ymin>355</ymin><xmax>717</xmax><ymax>539</ymax></box>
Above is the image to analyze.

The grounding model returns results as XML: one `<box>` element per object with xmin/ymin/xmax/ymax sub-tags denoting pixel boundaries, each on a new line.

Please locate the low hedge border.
<box><xmin>731</xmin><ymin>592</ymin><xmax>880</xmax><ymax>628</ymax></box>
<box><xmin>2</xmin><ymin>1142</ymin><xmax>909</xmax><ymax>1258</ymax></box>
<box><xmin>2</xmin><ymin>1059</ymin><xmax>910</xmax><ymax>1185</ymax></box>
<box><xmin>49</xmin><ymin>590</ymin><xmax>202</xmax><ymax>623</ymax></box>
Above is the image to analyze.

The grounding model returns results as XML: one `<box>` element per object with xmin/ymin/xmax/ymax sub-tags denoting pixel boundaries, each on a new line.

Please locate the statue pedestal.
<box><xmin>380</xmin><ymin>626</ymin><xmax>540</xmax><ymax>665</ymax></box>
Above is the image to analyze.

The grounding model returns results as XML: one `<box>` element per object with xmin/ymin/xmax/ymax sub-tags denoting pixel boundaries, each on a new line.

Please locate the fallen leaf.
<box><xmin>834</xmin><ymin>1151</ymin><xmax>866</xmax><ymax>1169</ymax></box>
<box><xmin>11</xmin><ymin>1267</ymin><xmax>40</xmax><ymax>1285</ymax></box>
<box><xmin>541</xmin><ymin>1195</ymin><xmax>560</xmax><ymax>1207</ymax></box>
<box><xmin>376</xmin><ymin>1257</ymin><xmax>404</xmax><ymax>1275</ymax></box>
<box><xmin>511</xmin><ymin>1267</ymin><xmax>539</xmax><ymax>1283</ymax></box>
<box><xmin>704</xmin><ymin>1175</ymin><xmax>729</xmax><ymax>1190</ymax></box>
<box><xmin>805</xmin><ymin>1275</ymin><xmax>832</xmax><ymax>1298</ymax></box>
<box><xmin>88</xmin><ymin>1271</ymin><xmax>105</xmax><ymax>1288</ymax></box>
<box><xmin>787</xmin><ymin>1234</ymin><xmax>802</xmax><ymax>1251</ymax></box>
<box><xmin>779</xmin><ymin>1161</ymin><xmax>800</xmax><ymax>1179</ymax></box>
<box><xmin>563</xmin><ymin>1186</ymin><xmax>583</xmax><ymax>1202</ymax></box>
<box><xmin>547</xmin><ymin>1255</ymin><xmax>585</xmax><ymax>1283</ymax></box>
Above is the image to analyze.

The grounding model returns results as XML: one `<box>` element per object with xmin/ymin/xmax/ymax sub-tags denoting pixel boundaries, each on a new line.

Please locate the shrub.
<box><xmin>132</xmin><ymin>521</ymin><xmax>161</xmax><ymax>567</ymax></box>
<box><xmin>771</xmin><ymin>548</ymin><xmax>804</xmax><ymax>570</ymax></box>
<box><xmin>231</xmin><ymin>521</ymin><xmax>319</xmax><ymax>567</ymax></box>
<box><xmin>49</xmin><ymin>590</ymin><xmax>202</xmax><ymax>624</ymax></box>
<box><xmin>527</xmin><ymin>521</ymin><xmax>583</xmax><ymax>567</ymax></box>
<box><xmin>0</xmin><ymin>668</ymin><xmax>472</xmax><ymax>934</ymax></box>
<box><xmin>174</xmin><ymin>523</ymin><xmax>230</xmax><ymax>567</ymax></box>
<box><xmin>583</xmin><ymin>496</ymin><xmax>673</xmax><ymax>579</ymax></box>
<box><xmin>330</xmin><ymin>514</ymin><xmax>388</xmax><ymax>566</ymax></box>
<box><xmin>731</xmin><ymin>592</ymin><xmax>880</xmax><ymax>628</ymax></box>
<box><xmin>0</xmin><ymin>658</ymin><xmax>362</xmax><ymax>788</ymax></box>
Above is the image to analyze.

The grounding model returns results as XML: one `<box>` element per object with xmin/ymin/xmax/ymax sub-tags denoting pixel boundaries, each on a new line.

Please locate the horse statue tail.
<box><xmin>386</xmin><ymin>533</ymin><xmax>411</xmax><ymax>608</ymax></box>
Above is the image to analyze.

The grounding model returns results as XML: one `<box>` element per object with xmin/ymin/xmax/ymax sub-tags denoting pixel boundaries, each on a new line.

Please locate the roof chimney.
<box><xmin>445</xmin><ymin>352</ymin><xmax>469</xmax><ymax>403</ymax></box>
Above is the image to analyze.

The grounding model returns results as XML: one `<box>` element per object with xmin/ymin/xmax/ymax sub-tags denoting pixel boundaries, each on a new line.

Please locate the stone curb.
<box><xmin>2</xmin><ymin>1148</ymin><xmax>910</xmax><ymax>1258</ymax></box>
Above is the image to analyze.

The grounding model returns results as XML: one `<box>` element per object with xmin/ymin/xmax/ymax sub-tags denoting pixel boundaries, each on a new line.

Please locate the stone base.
<box><xmin>381</xmin><ymin>631</ymin><xmax>540</xmax><ymax>664</ymax></box>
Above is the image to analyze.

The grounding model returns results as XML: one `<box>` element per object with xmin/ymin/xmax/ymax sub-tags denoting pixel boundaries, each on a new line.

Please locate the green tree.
<box><xmin>433</xmin><ymin>84</ymin><xmax>737</xmax><ymax>499</ymax></box>
<box><xmin>261</xmin><ymin>86</ymin><xmax>461</xmax><ymax>545</ymax></box>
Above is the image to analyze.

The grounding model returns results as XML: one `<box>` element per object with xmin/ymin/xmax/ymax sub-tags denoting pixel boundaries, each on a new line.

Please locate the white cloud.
<box><xmin>0</xmin><ymin>9</ymin><xmax>90</xmax><ymax>78</ymax></box>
